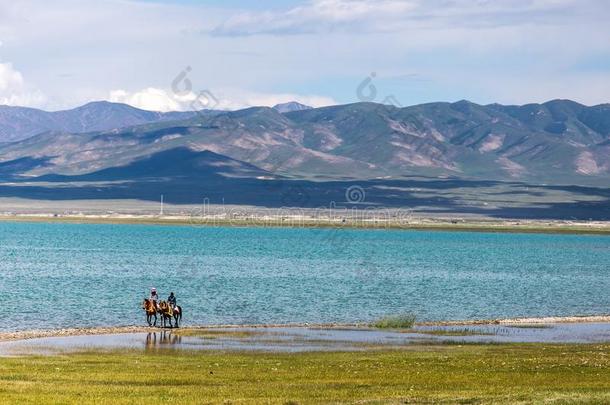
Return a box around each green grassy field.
[0,344,608,404]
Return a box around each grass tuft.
[372,313,416,329]
[418,327,497,336]
[505,324,553,329]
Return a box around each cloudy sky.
[0,0,609,111]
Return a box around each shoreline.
[2,315,609,343]
[1,213,610,235]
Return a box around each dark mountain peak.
[452,99,477,106]
[40,147,273,182]
[450,99,484,114]
[314,102,390,115]
[283,102,392,126]
[273,101,313,113]
[78,100,116,108]
[222,106,292,127]
[69,100,157,116]
[543,99,584,108]
[227,106,276,116]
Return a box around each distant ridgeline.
[0,99,609,219]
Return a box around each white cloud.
[213,89,337,110]
[1,0,609,109]
[108,87,337,112]
[0,62,23,90]
[0,61,45,107]
[211,0,588,36]
[212,0,416,36]
[109,88,183,112]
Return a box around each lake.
[1,221,609,331]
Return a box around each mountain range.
[1,99,609,183]
[0,101,202,143]
[0,99,609,219]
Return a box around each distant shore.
[2,315,609,342]
[1,213,610,235]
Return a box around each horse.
[158,300,174,328]
[142,298,157,327]
[172,305,182,328]
[145,331,182,350]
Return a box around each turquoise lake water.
[1,222,609,331]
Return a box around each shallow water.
[1,221,609,331]
[2,323,610,355]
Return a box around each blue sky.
[0,0,609,111]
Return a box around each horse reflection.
[145,331,182,350]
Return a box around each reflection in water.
[1,323,610,357]
[145,331,182,350]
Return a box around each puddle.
[414,322,610,343]
[1,322,609,356]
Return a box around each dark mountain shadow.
[90,126,192,144]
[37,147,274,182]
[1,147,609,220]
[0,156,53,180]
[1,176,608,219]
[542,184,610,199]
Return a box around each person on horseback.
[150,287,160,309]
[168,292,177,309]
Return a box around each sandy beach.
[2,212,610,235]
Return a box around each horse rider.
[168,292,177,309]
[150,287,160,309]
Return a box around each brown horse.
[158,301,174,328]
[157,301,183,328]
[145,331,182,350]
[142,298,157,326]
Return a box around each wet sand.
[1,316,609,355]
[417,314,610,326]
[2,315,608,343]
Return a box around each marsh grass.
[0,344,608,404]
[372,314,417,329]
[417,327,498,336]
